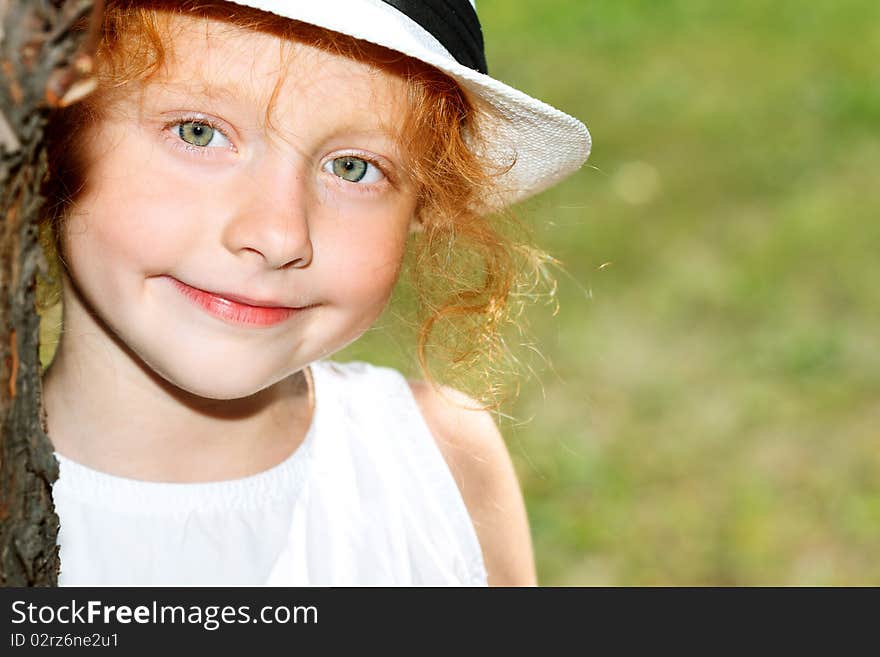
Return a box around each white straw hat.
[225,0,592,206]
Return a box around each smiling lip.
[170,278,308,327]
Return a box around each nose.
[221,155,313,270]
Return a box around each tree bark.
[0,0,99,586]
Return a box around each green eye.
[178,121,216,147]
[322,155,386,185]
[332,157,369,183]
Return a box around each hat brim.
[225,0,592,206]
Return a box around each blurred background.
[346,0,880,584]
[38,0,879,585]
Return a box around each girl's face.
[60,15,419,399]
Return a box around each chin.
[143,353,288,402]
[177,379,267,401]
[175,374,280,401]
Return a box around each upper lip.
[173,278,304,309]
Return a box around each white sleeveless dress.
[51,359,489,586]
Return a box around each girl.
[39,0,591,586]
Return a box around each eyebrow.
[161,79,261,104]
[154,79,404,145]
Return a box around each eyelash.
[161,114,394,191]
[162,115,236,158]
[321,152,393,193]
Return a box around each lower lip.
[170,278,302,327]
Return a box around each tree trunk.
[0,0,99,587]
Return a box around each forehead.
[141,12,410,135]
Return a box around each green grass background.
[343,0,880,584]
[38,0,879,585]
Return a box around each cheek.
[319,206,412,308]
[63,152,200,274]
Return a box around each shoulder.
[407,379,537,586]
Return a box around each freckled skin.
[43,15,419,480]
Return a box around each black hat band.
[380,0,488,74]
